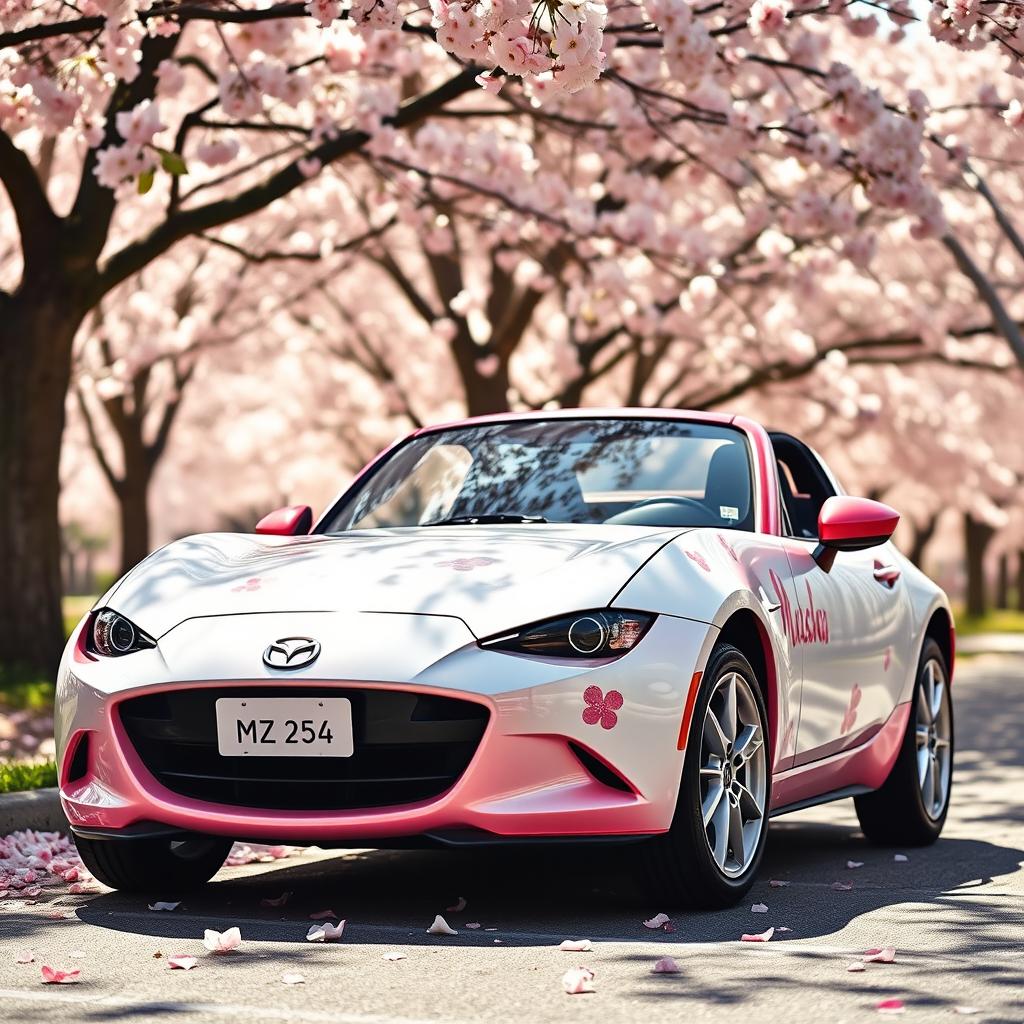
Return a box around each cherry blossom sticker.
[841,684,862,733]
[685,550,711,572]
[582,686,623,730]
[231,577,263,593]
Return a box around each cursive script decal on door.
[769,569,830,647]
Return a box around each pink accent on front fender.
[60,679,666,841]
[770,701,910,811]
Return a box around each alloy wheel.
[698,671,768,877]
[915,657,952,820]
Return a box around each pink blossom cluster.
[0,830,94,898]
[92,100,167,189]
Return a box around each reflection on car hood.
[106,524,683,639]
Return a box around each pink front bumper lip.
[60,678,667,842]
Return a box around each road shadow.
[25,818,1016,953]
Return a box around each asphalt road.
[1,655,1022,1024]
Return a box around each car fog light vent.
[569,741,634,794]
[65,732,90,785]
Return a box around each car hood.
[105,524,682,640]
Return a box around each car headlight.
[480,610,655,660]
[88,608,156,657]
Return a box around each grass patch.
[0,665,55,710]
[954,608,1024,637]
[0,760,57,794]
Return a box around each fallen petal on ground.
[847,861,864,869]
[383,952,406,961]
[282,972,305,985]
[769,879,790,887]
[847,962,867,972]
[894,854,908,862]
[148,901,180,912]
[832,881,854,891]
[260,892,291,908]
[863,947,897,964]
[876,998,906,1014]
[559,940,593,952]
[168,956,198,970]
[427,914,458,936]
[202,927,241,954]
[41,966,80,984]
[741,927,775,942]
[15,951,33,964]
[465,922,482,929]
[652,957,681,974]
[751,903,768,913]
[446,896,467,912]
[306,921,346,942]
[643,913,671,929]
[308,909,336,920]
[562,967,595,994]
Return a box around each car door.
[770,434,913,766]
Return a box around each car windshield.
[320,418,755,533]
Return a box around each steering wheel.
[604,495,723,528]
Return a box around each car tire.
[75,834,233,894]
[640,643,771,909]
[854,637,954,846]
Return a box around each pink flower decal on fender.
[685,550,711,572]
[841,684,862,733]
[231,577,262,593]
[435,557,498,572]
[883,646,892,671]
[582,685,623,730]
[717,534,741,564]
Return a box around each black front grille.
[118,687,489,811]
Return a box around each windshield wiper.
[425,513,548,526]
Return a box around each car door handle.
[872,564,901,587]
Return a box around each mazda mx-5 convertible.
[56,410,954,907]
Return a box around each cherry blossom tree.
[4,0,1024,672]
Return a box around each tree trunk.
[114,444,153,577]
[996,552,1010,609]
[0,293,86,675]
[907,511,939,570]
[458,359,511,417]
[963,512,995,619]
[1017,550,1024,613]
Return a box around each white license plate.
[215,697,353,757]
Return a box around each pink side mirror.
[255,505,313,537]
[815,496,899,569]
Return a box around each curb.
[0,787,67,834]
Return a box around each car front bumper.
[56,611,714,844]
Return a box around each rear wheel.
[854,637,953,846]
[640,644,770,908]
[75,834,233,894]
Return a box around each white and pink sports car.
[56,410,954,907]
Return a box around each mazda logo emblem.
[263,637,321,670]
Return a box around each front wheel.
[75,834,233,894]
[854,637,953,846]
[640,643,770,908]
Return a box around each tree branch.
[0,130,61,278]
[94,66,479,299]
[942,233,1024,369]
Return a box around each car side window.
[770,433,837,540]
